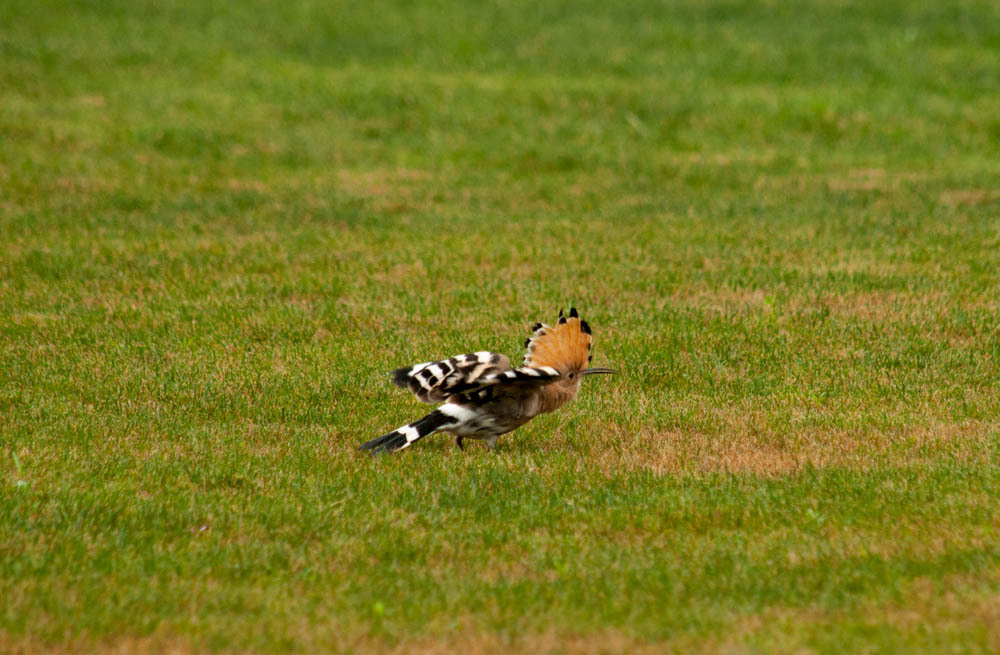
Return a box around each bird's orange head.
[523,308,615,393]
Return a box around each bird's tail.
[359,409,456,454]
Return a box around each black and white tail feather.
[358,408,458,454]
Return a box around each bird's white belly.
[447,416,504,439]
[439,400,530,439]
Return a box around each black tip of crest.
[569,307,579,318]
[580,320,591,334]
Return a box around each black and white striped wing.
[392,351,512,403]
[491,365,561,385]
[452,365,562,403]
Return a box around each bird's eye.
[568,372,575,379]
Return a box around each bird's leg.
[484,436,499,451]
[455,436,464,451]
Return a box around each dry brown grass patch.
[588,420,998,476]
[938,189,1000,207]
[335,168,435,212]
[0,632,198,655]
[0,629,696,655]
[825,167,912,192]
[383,631,690,655]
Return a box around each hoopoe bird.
[360,308,614,454]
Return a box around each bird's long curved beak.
[580,367,616,376]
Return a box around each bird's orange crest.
[522,307,592,372]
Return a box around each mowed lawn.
[2,0,1000,652]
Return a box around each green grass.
[2,0,999,652]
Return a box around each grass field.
[2,0,1000,652]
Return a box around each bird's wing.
[450,365,564,403]
[392,351,511,403]
[392,351,562,404]
[522,307,592,371]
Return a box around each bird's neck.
[538,383,578,414]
